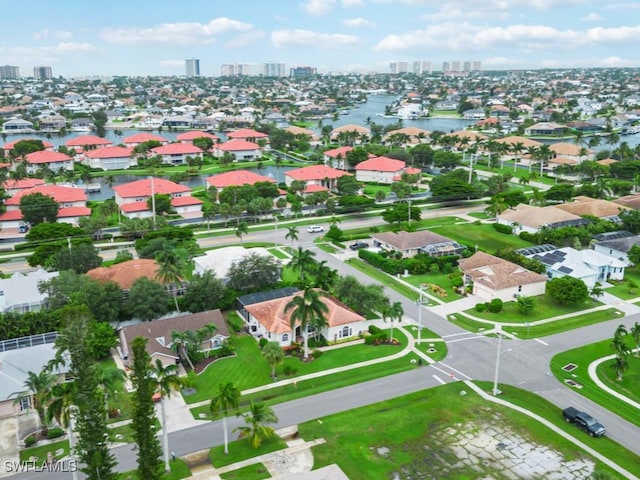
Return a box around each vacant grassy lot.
[343,216,465,238]
[347,258,420,301]
[403,271,464,303]
[468,295,602,323]
[20,439,69,463]
[431,222,533,253]
[551,339,640,428]
[299,382,633,479]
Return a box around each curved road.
[9,206,640,478]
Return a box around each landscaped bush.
[24,435,37,447]
[359,250,460,276]
[226,312,245,333]
[475,303,487,312]
[311,349,323,359]
[492,223,513,235]
[368,325,383,335]
[519,231,538,243]
[46,427,65,440]
[487,298,504,313]
[282,365,298,376]
[259,338,269,349]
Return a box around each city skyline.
[0,0,639,77]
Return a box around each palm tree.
[151,360,182,471]
[284,288,329,359]
[171,330,195,371]
[383,301,404,341]
[235,221,249,244]
[511,141,525,171]
[95,364,125,420]
[631,322,640,356]
[285,226,299,247]
[261,341,284,379]
[485,197,509,222]
[234,401,278,449]
[313,260,337,291]
[11,370,56,435]
[611,349,629,382]
[155,249,184,313]
[289,247,317,285]
[210,382,240,454]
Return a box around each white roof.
[193,247,273,279]
[0,269,58,311]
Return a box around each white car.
[307,225,324,233]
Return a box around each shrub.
[226,313,244,333]
[46,426,65,440]
[519,231,538,243]
[24,435,37,447]
[475,303,487,313]
[183,370,198,389]
[492,223,513,234]
[368,325,383,335]
[487,298,503,313]
[282,365,298,376]
[365,332,389,345]
[312,349,323,359]
[258,338,268,349]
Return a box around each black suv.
[349,241,370,251]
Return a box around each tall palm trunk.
[222,415,229,454]
[161,398,170,471]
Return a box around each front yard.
[605,267,640,300]
[403,272,464,304]
[430,222,534,254]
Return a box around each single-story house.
[239,289,366,347]
[371,230,464,258]
[498,204,584,234]
[330,124,370,143]
[592,231,640,265]
[118,309,229,368]
[554,196,628,219]
[524,122,566,136]
[0,269,58,314]
[614,194,640,210]
[213,140,262,161]
[516,244,626,288]
[150,143,203,166]
[354,156,420,184]
[284,165,351,191]
[283,126,319,146]
[2,119,34,133]
[458,251,547,301]
[83,146,136,171]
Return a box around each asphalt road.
[8,205,640,478]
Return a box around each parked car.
[18,223,30,234]
[307,225,324,233]
[562,407,606,437]
[349,241,370,251]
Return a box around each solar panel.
[558,266,573,274]
[237,287,299,306]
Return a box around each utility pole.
[468,154,474,184]
[492,332,503,396]
[416,284,425,343]
[150,176,157,231]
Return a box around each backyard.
[430,222,534,254]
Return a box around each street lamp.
[415,284,427,343]
[492,333,503,396]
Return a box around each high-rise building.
[263,63,286,77]
[442,62,451,72]
[0,65,20,79]
[33,66,52,80]
[451,61,462,72]
[472,61,482,71]
[412,61,432,74]
[185,58,200,77]
[290,66,317,77]
[390,61,409,74]
[463,61,472,72]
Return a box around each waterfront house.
[0,269,58,314]
[23,150,74,174]
[284,164,350,192]
[150,143,203,165]
[65,135,113,153]
[83,146,137,171]
[122,132,168,148]
[323,146,353,170]
[213,140,262,161]
[206,170,275,193]
[226,128,269,144]
[354,156,420,184]
[113,178,201,218]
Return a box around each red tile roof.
[206,170,275,189]
[113,178,191,198]
[57,206,91,218]
[3,178,45,190]
[216,140,261,151]
[25,150,73,164]
[285,165,350,181]
[5,185,87,206]
[151,143,203,155]
[3,138,54,150]
[323,146,353,158]
[355,156,405,172]
[84,146,134,159]
[171,196,203,207]
[120,201,149,213]
[0,210,23,221]
[176,130,218,141]
[65,135,113,147]
[123,133,167,144]
[226,128,268,139]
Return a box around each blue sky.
[1,0,639,77]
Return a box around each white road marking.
[432,375,446,385]
[438,362,473,380]
[534,338,549,346]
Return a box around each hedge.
[358,249,460,276]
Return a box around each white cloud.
[158,60,184,68]
[301,0,336,15]
[33,29,73,41]
[271,29,360,49]
[581,12,603,21]
[225,30,266,48]
[101,17,252,46]
[374,23,640,53]
[0,42,97,64]
[342,0,365,6]
[342,17,376,27]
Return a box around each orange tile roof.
[151,143,203,155]
[171,196,203,207]
[123,133,167,144]
[226,128,268,139]
[113,178,191,198]
[176,130,218,141]
[0,210,23,221]
[355,156,405,172]
[87,259,160,290]
[65,135,113,147]
[57,206,91,218]
[216,140,261,151]
[84,146,134,159]
[3,178,45,190]
[3,138,54,150]
[323,146,353,158]
[206,170,275,189]
[5,185,87,206]
[285,165,350,181]
[120,201,149,213]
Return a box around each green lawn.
[210,437,287,468]
[467,211,492,219]
[347,258,419,301]
[467,295,602,323]
[20,439,69,463]
[449,308,623,339]
[605,267,640,300]
[431,222,533,253]
[298,382,633,479]
[118,459,191,480]
[403,272,464,304]
[342,216,465,239]
[267,248,289,260]
[191,353,423,420]
[187,330,408,405]
[551,339,640,428]
[220,463,271,479]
